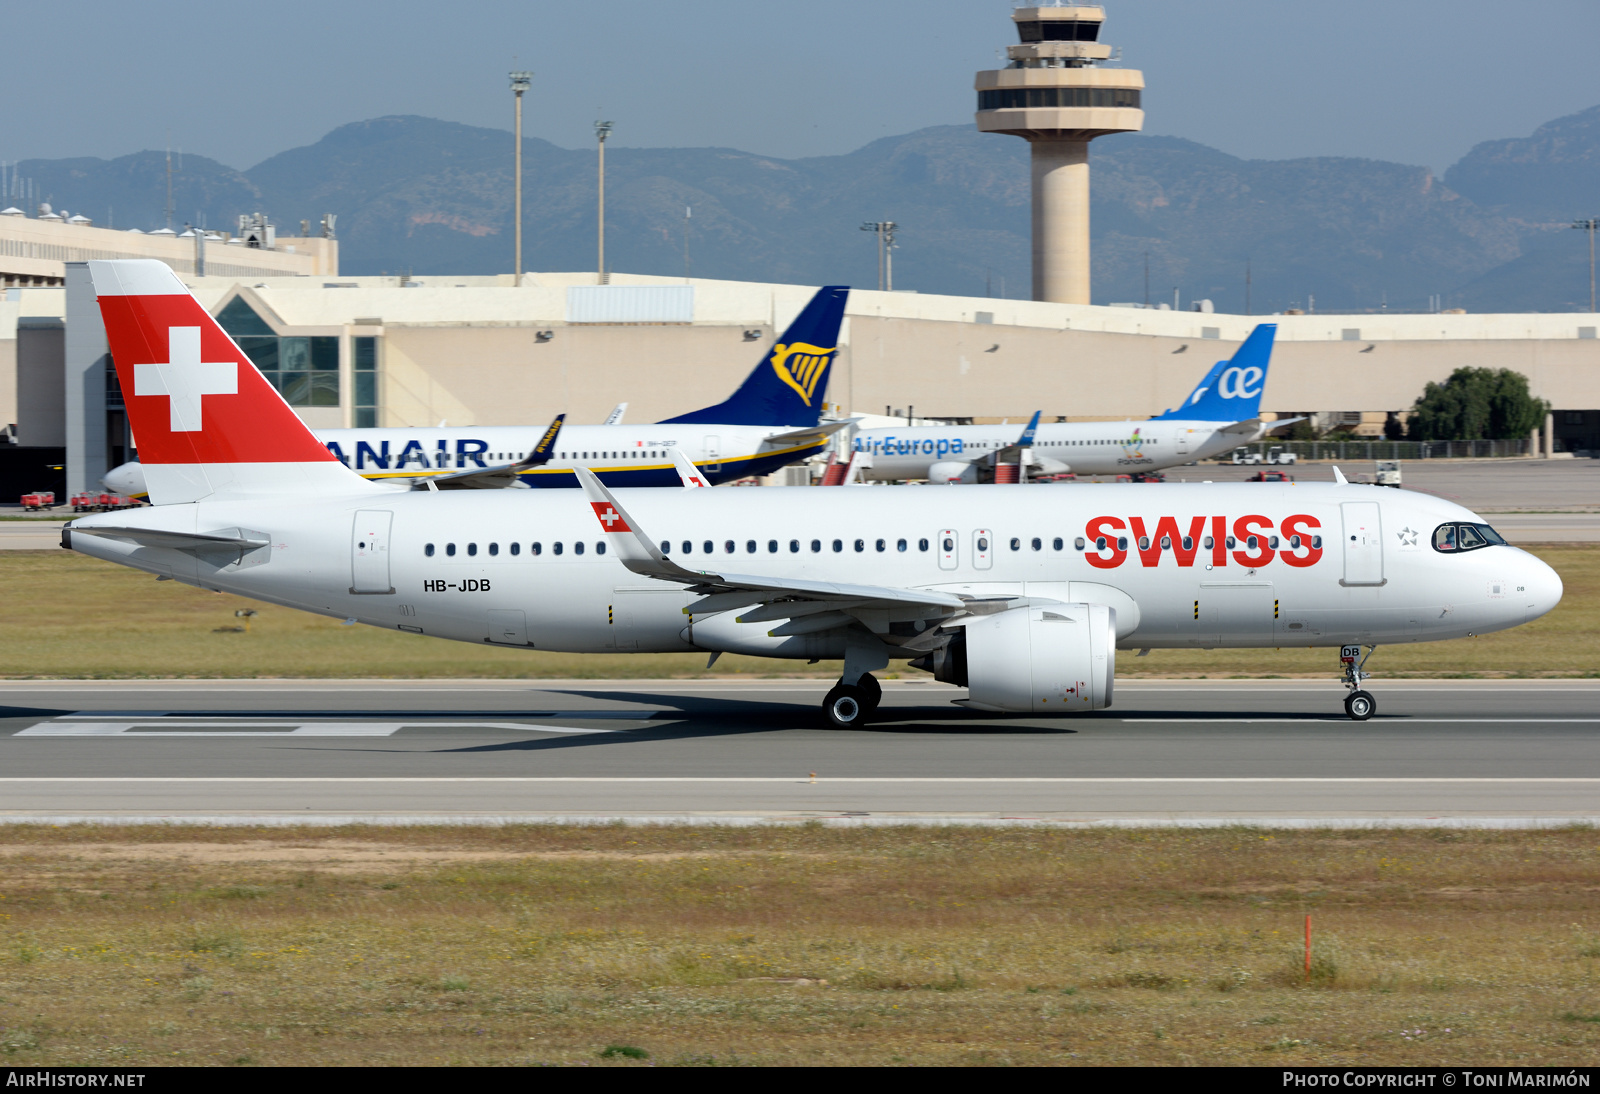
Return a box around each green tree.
[1408,367,1549,441]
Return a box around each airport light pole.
[510,71,532,287]
[595,119,613,285]
[860,221,898,291]
[1574,218,1598,312]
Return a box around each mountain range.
[8,105,1599,313]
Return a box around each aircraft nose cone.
[101,462,140,496]
[1519,552,1564,625]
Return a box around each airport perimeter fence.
[1226,438,1535,463]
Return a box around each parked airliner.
[853,324,1291,482]
[102,284,851,497]
[66,262,1561,727]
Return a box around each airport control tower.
[975,5,1143,304]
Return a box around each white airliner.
[65,261,1562,728]
[102,285,852,498]
[852,325,1290,482]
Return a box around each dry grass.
[1,824,1599,1066]
[1,545,1594,679]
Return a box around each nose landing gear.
[1340,644,1377,721]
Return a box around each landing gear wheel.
[1343,690,1376,721]
[823,684,872,729]
[856,673,882,714]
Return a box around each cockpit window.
[1432,522,1506,552]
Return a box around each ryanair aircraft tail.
[1150,323,1277,422]
[659,285,848,427]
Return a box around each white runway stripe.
[16,720,621,737]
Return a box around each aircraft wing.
[761,418,858,446]
[603,402,628,426]
[420,414,565,491]
[573,468,981,637]
[669,447,711,488]
[991,410,1044,462]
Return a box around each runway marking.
[15,719,625,738]
[0,777,1596,784]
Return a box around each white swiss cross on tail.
[591,502,631,532]
[134,326,238,432]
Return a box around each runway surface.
[2,678,1597,827]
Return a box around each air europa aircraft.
[852,324,1291,482]
[66,261,1562,728]
[101,284,851,498]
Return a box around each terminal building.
[4,266,1597,498]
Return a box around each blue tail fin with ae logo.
[1151,323,1276,422]
[658,285,849,427]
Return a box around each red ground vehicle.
[68,493,139,512]
[20,491,55,511]
[1247,470,1295,482]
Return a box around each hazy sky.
[4,0,1596,174]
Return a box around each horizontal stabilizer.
[67,525,269,551]
[762,418,858,446]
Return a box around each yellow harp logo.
[769,342,835,406]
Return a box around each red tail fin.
[89,260,369,503]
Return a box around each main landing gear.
[823,673,882,729]
[1340,644,1377,721]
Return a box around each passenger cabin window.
[553,542,564,555]
[488,543,499,556]
[510,543,521,556]
[790,540,801,553]
[425,543,435,557]
[596,542,606,555]
[467,543,478,557]
[531,542,542,556]
[446,543,457,557]
[919,538,930,552]
[574,542,585,555]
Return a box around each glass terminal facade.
[216,296,340,407]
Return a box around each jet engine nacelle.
[928,459,978,484]
[933,603,1115,713]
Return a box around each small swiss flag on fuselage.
[92,261,335,467]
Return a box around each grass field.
[2,546,1593,679]
[1,824,1598,1067]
